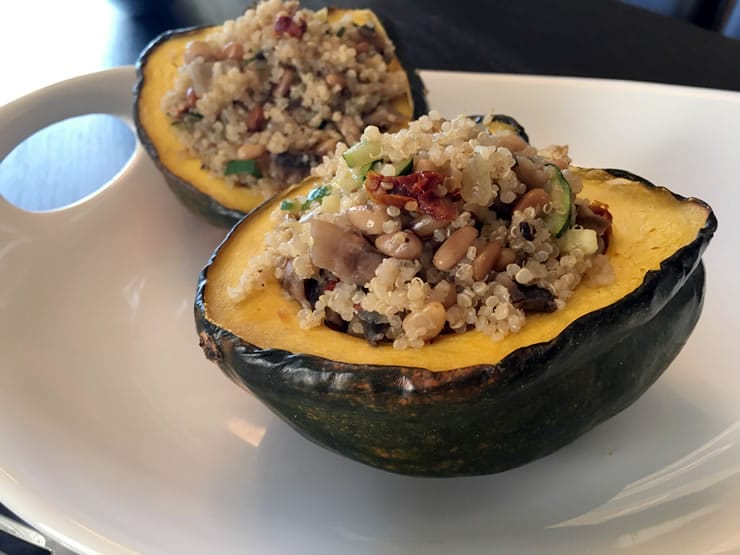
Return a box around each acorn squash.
[134,8,425,227]
[195,168,716,476]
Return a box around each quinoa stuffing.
[162,0,412,196]
[229,112,615,348]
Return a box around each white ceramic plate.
[1,67,739,555]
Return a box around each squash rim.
[195,168,716,393]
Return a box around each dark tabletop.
[1,0,739,552]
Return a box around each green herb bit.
[171,111,203,127]
[336,27,346,37]
[302,185,330,209]
[224,159,261,177]
[280,200,295,211]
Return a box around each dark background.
[1,0,740,213]
[1,0,739,553]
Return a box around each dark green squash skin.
[134,24,429,228]
[195,170,716,476]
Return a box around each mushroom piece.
[309,219,384,285]
[278,260,307,307]
[357,310,389,345]
[509,283,558,313]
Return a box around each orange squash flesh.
[203,168,712,371]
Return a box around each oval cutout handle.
[0,66,139,219]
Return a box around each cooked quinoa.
[229,112,615,348]
[162,0,411,195]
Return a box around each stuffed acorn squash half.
[134,0,425,226]
[195,112,716,476]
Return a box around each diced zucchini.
[557,228,599,256]
[351,161,374,186]
[543,164,572,237]
[394,158,413,176]
[342,139,382,168]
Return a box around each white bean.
[402,302,446,342]
[374,231,422,259]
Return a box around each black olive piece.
[519,221,535,241]
[304,278,321,306]
[491,199,514,220]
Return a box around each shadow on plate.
[208,363,740,552]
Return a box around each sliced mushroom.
[357,310,389,345]
[278,260,307,307]
[309,219,384,285]
[509,284,557,313]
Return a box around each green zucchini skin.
[194,170,716,476]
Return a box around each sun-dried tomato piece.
[289,19,307,38]
[365,171,458,222]
[274,14,306,38]
[589,201,613,223]
[274,15,292,33]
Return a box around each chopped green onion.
[280,200,295,211]
[302,185,331,209]
[224,159,261,177]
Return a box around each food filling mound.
[163,0,411,195]
[230,112,615,348]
